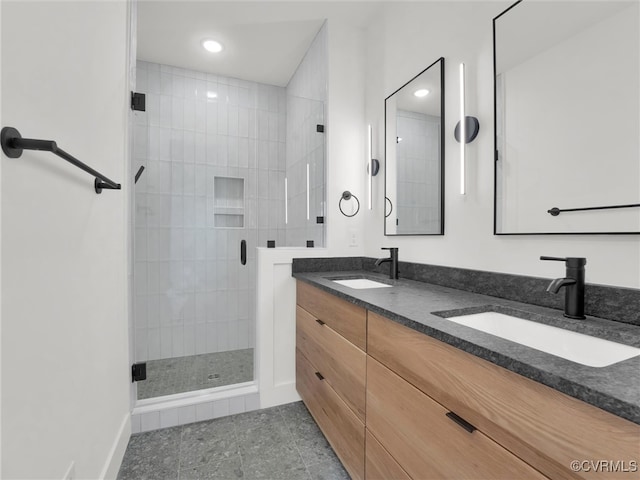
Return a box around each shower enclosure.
[131,46,326,401]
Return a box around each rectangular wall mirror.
[494,1,640,234]
[385,57,445,235]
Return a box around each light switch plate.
[348,228,358,247]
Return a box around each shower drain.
[207,373,220,380]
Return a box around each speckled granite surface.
[117,402,348,480]
[292,260,640,425]
[293,257,640,325]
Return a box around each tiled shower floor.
[137,349,254,400]
[117,401,350,480]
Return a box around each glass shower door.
[133,163,257,401]
[132,61,288,400]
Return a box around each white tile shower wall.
[286,23,328,247]
[396,110,441,234]
[134,61,286,362]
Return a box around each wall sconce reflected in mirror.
[284,177,288,224]
[369,160,380,176]
[306,163,310,220]
[455,63,480,195]
[367,125,380,210]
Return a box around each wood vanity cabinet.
[295,282,640,480]
[368,311,640,480]
[367,355,548,479]
[296,281,366,350]
[296,350,365,479]
[296,305,366,421]
[365,429,411,480]
[296,281,366,480]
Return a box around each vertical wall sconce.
[367,124,380,210]
[455,63,480,195]
[459,63,466,195]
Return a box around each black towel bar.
[1,126,122,194]
[548,203,640,216]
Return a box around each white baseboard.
[99,413,131,480]
[131,384,260,433]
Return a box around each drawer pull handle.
[315,371,325,380]
[316,319,326,326]
[446,412,476,433]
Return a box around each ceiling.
[137,1,381,87]
[394,60,443,117]
[495,1,634,74]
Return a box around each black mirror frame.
[492,1,640,236]
[384,56,445,236]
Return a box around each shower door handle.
[240,239,246,265]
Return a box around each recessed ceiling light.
[414,89,430,98]
[207,91,218,99]
[202,39,223,53]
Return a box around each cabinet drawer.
[296,305,366,421]
[296,281,366,350]
[296,348,365,480]
[367,356,548,480]
[365,429,411,480]
[368,311,640,480]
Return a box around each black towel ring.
[339,191,360,217]
[385,196,393,218]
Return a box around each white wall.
[498,4,639,233]
[363,1,640,288]
[1,2,131,478]
[325,18,367,256]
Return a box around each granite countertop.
[293,270,640,425]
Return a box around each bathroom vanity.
[294,262,640,480]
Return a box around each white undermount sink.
[446,311,640,368]
[332,278,392,289]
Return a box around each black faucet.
[540,256,587,319]
[375,247,399,279]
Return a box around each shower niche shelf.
[213,176,245,228]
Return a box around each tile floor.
[117,401,350,480]
[138,349,254,400]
